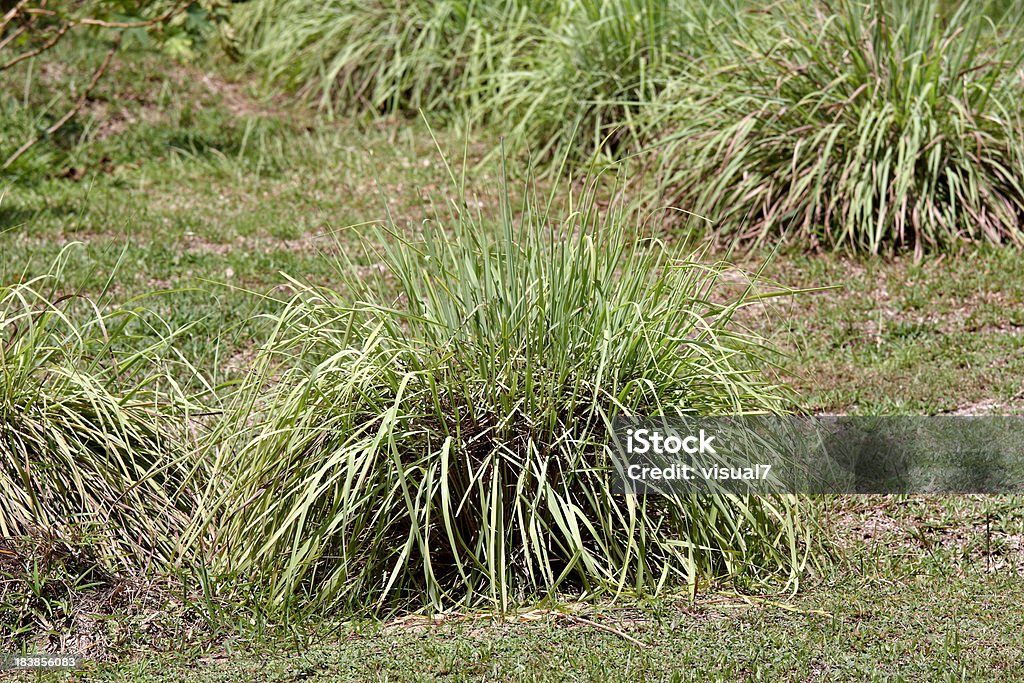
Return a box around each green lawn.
[9,497,1021,681]
[3,39,1024,683]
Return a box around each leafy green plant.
[208,158,811,614]
[649,0,1024,254]
[0,250,205,572]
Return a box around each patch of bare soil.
[0,535,212,662]
[89,98,167,142]
[195,71,287,120]
[948,394,1024,416]
[90,61,295,143]
[826,495,1024,576]
[179,230,336,256]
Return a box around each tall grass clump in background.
[232,0,550,117]
[0,251,204,572]
[209,162,810,614]
[231,0,747,161]
[480,0,709,161]
[650,0,1024,254]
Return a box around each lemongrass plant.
[232,0,550,118]
[232,0,745,162]
[477,0,746,162]
[0,250,206,572]
[648,0,1024,254]
[208,157,812,614]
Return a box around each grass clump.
[231,0,743,161]
[0,251,204,573]
[651,0,1024,254]
[232,0,547,118]
[481,0,691,161]
[209,164,810,614]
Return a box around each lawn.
[9,498,1024,681]
[3,3,1024,680]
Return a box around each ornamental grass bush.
[648,0,1024,253]
[206,165,811,614]
[0,251,205,572]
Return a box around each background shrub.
[479,0,703,161]
[232,0,745,160]
[232,0,550,118]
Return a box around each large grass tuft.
[478,0,706,161]
[0,251,205,572]
[231,0,743,160]
[650,0,1024,253]
[232,0,547,118]
[208,163,810,614]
